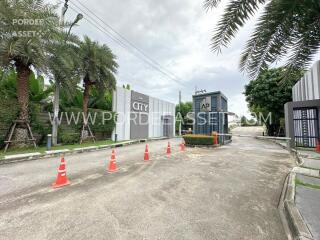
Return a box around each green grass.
[295,178,320,190]
[0,140,117,160]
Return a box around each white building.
[112,87,176,141]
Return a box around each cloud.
[59,0,256,117]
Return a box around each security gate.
[293,108,319,147]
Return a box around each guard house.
[193,91,228,137]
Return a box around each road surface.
[0,127,293,240]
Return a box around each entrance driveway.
[0,127,293,240]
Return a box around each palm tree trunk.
[83,79,90,126]
[15,62,31,121]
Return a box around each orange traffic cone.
[108,149,118,173]
[52,154,70,188]
[316,140,320,153]
[180,141,185,151]
[144,144,150,161]
[167,142,171,155]
[213,134,219,145]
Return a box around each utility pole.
[52,0,68,145]
[179,91,182,136]
[52,1,82,145]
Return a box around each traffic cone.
[108,149,118,173]
[52,154,70,188]
[316,140,320,153]
[180,141,185,152]
[167,142,171,155]
[144,144,150,161]
[213,134,219,145]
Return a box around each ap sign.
[200,96,211,112]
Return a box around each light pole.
[52,0,82,145]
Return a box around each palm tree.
[205,0,320,78]
[0,0,61,145]
[78,36,118,141]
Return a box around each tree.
[122,84,130,90]
[244,67,303,136]
[205,0,320,78]
[78,36,118,140]
[60,87,113,111]
[0,68,52,102]
[0,0,61,143]
[176,102,193,131]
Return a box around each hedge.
[183,134,215,146]
[0,102,116,148]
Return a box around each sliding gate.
[293,108,319,147]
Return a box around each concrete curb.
[0,137,168,165]
[186,144,221,149]
[278,172,314,240]
[263,139,306,167]
[185,139,232,149]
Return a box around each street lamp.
[52,1,83,145]
[67,13,83,38]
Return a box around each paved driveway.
[0,127,293,240]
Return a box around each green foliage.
[0,0,63,71]
[205,0,320,78]
[0,68,53,103]
[60,87,113,111]
[28,72,53,102]
[60,88,83,110]
[79,36,118,93]
[240,116,258,127]
[61,107,116,135]
[0,98,19,147]
[60,133,80,145]
[244,67,303,135]
[89,89,113,111]
[88,109,116,134]
[176,102,193,131]
[122,84,131,90]
[29,102,51,144]
[183,134,215,146]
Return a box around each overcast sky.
[58,0,258,117]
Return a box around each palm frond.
[239,0,319,79]
[204,0,222,11]
[211,0,266,53]
[286,18,320,70]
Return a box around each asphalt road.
[0,127,293,240]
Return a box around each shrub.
[60,133,80,145]
[183,134,215,146]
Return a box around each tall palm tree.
[205,0,320,79]
[0,0,60,121]
[0,0,62,144]
[78,36,118,140]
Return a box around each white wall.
[149,96,175,138]
[112,87,131,141]
[293,61,320,101]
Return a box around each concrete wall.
[148,96,175,138]
[112,87,131,141]
[293,61,320,101]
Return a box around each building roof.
[192,91,228,101]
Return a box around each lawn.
[0,140,116,160]
[296,178,320,190]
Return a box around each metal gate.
[293,108,319,147]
